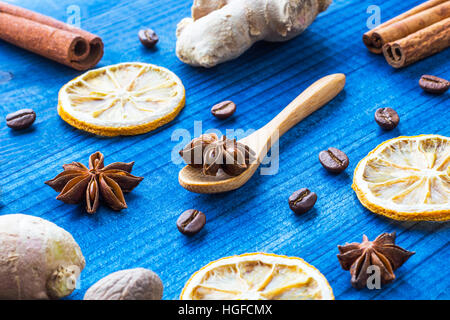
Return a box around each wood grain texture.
[0,0,448,300]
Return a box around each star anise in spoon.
[180,134,255,177]
[45,152,143,214]
[337,232,415,289]
[179,133,219,168]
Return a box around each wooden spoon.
[179,73,346,194]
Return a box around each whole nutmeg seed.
[84,268,163,300]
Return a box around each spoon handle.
[264,73,346,138]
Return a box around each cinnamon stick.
[373,2,450,52]
[383,17,450,68]
[0,1,103,70]
[363,0,448,54]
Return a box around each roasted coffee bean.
[319,147,349,173]
[419,75,449,94]
[374,107,399,130]
[177,209,206,235]
[138,29,159,48]
[211,101,236,119]
[288,188,317,214]
[6,109,36,130]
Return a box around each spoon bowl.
[179,73,346,194]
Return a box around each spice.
[363,0,448,53]
[179,133,219,168]
[84,268,163,300]
[176,0,331,67]
[0,2,103,70]
[180,135,255,176]
[180,135,255,177]
[45,152,143,214]
[337,232,415,289]
[383,18,450,69]
[362,0,450,68]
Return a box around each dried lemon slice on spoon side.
[180,253,334,300]
[353,135,450,221]
[58,62,185,136]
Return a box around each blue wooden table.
[0,0,449,300]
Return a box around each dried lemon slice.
[353,135,450,221]
[58,62,185,136]
[180,253,334,300]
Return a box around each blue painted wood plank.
[0,0,449,300]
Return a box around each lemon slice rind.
[180,253,334,300]
[58,62,185,136]
[352,134,450,221]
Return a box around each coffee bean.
[374,107,399,130]
[288,188,317,214]
[138,29,159,48]
[211,101,236,119]
[419,75,449,94]
[319,148,349,173]
[177,209,206,235]
[6,109,36,130]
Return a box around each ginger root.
[176,0,332,67]
[0,214,85,299]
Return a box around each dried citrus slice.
[58,62,185,136]
[353,135,450,221]
[180,253,334,300]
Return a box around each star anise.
[179,133,219,168]
[337,232,415,289]
[179,134,255,177]
[45,152,143,214]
